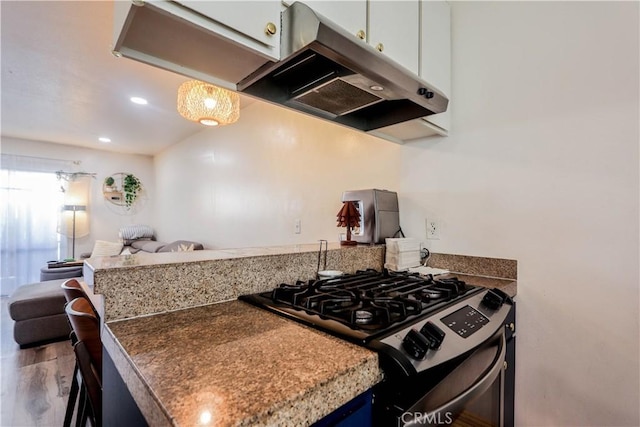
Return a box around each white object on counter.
[385,237,420,253]
[385,237,421,270]
[318,270,344,279]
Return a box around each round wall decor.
[103,172,144,212]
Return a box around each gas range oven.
[240,269,515,426]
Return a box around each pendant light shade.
[177,80,240,126]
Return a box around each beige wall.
[1,137,155,256]
[153,100,401,248]
[399,2,639,425]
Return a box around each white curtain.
[0,154,72,296]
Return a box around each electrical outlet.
[294,219,301,234]
[426,219,439,240]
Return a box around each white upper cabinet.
[420,0,451,132]
[368,1,420,74]
[176,1,281,60]
[297,1,367,39]
[293,1,420,74]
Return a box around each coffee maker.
[341,189,400,244]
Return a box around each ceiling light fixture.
[98,137,111,143]
[130,97,148,105]
[177,80,240,127]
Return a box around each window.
[1,156,69,296]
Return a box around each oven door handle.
[423,333,506,424]
[402,332,507,427]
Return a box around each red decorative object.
[337,201,361,246]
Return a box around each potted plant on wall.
[123,174,142,208]
[104,176,116,192]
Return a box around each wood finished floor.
[0,296,75,427]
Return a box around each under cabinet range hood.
[238,2,448,137]
[113,1,448,142]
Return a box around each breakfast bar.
[86,244,517,426]
[103,301,382,426]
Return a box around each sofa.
[7,227,203,347]
[125,239,204,254]
[8,241,203,347]
[8,278,72,347]
[40,265,84,282]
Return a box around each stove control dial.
[420,321,446,350]
[482,288,509,310]
[402,329,431,360]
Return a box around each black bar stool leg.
[64,362,80,427]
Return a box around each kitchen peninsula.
[86,244,517,426]
[87,243,386,426]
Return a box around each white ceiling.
[1,1,254,156]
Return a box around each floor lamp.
[62,204,86,260]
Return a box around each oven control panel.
[441,305,489,338]
[379,289,513,373]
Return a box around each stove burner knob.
[420,321,446,350]
[482,288,509,310]
[402,329,431,360]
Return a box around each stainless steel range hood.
[113,1,448,143]
[237,2,448,137]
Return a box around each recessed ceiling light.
[98,137,111,143]
[130,97,148,105]
[369,85,384,91]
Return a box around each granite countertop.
[86,242,352,271]
[97,246,517,426]
[103,300,382,427]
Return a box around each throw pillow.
[91,240,123,257]
[119,224,154,245]
[158,240,204,252]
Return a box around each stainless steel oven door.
[401,329,506,427]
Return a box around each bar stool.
[61,279,98,315]
[65,297,102,427]
[61,279,99,427]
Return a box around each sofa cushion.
[134,240,166,253]
[91,240,123,257]
[158,240,204,252]
[14,313,71,346]
[8,279,67,321]
[119,224,154,245]
[40,265,83,281]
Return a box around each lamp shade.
[177,80,240,126]
[57,178,89,238]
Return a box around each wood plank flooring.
[1,296,75,427]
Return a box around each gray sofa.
[126,239,204,254]
[40,265,83,281]
[8,239,203,347]
[8,279,72,347]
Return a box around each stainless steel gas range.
[240,269,516,426]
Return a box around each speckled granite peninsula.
[85,243,384,321]
[91,244,517,426]
[103,301,382,427]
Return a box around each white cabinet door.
[420,0,451,132]
[177,1,281,60]
[368,1,420,74]
[300,1,367,40]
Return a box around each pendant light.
[177,80,240,126]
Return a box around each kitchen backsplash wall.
[1,136,155,256]
[153,100,401,249]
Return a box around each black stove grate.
[267,270,477,333]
